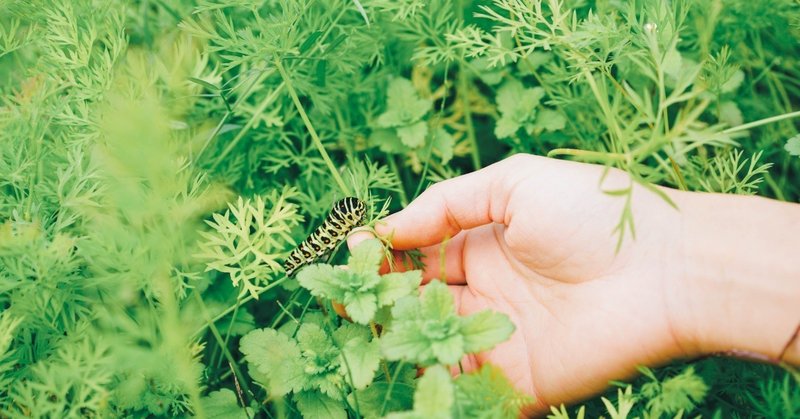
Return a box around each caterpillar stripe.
[283,197,367,277]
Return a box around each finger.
[376,156,526,250]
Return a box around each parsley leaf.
[381,280,515,366]
[200,389,252,419]
[297,239,421,325]
[785,135,800,157]
[385,365,454,419]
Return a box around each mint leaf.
[388,78,431,122]
[240,328,305,395]
[348,239,385,275]
[460,310,515,353]
[294,391,347,419]
[200,389,252,419]
[294,323,346,399]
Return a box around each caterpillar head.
[334,197,367,226]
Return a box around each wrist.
[673,191,800,363]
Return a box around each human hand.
[348,153,800,415]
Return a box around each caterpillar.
[283,197,367,277]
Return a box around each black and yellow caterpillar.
[283,197,367,277]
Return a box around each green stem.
[387,156,409,207]
[369,321,391,380]
[191,277,288,339]
[274,57,350,196]
[193,292,254,401]
[548,148,627,162]
[213,300,241,371]
[722,110,800,135]
[763,172,787,202]
[210,80,286,171]
[379,362,405,416]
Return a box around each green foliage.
[198,189,303,298]
[1,0,799,417]
[639,366,709,417]
[297,238,421,324]
[381,279,514,366]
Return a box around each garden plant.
[0,0,799,417]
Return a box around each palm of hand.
[354,155,686,414]
[409,159,684,413]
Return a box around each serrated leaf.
[240,328,305,395]
[375,272,421,307]
[430,334,464,365]
[294,391,347,419]
[348,238,384,275]
[377,78,430,127]
[296,323,332,355]
[341,338,381,389]
[455,365,534,418]
[297,264,346,301]
[343,292,378,324]
[373,128,407,154]
[413,365,454,418]
[534,108,566,132]
[461,310,515,353]
[332,323,371,347]
[419,280,455,320]
[397,121,428,148]
[785,135,800,156]
[381,323,433,363]
[200,389,252,419]
[495,115,521,139]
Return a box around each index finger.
[377,155,528,250]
